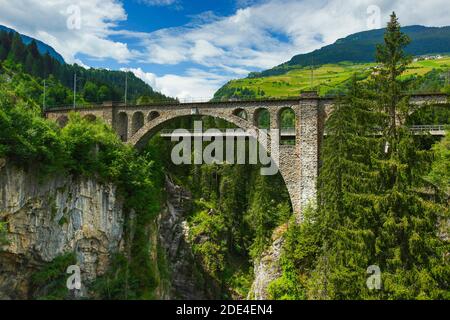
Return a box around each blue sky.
[1,0,450,98]
[80,1,246,75]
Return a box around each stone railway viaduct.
[45,93,449,220]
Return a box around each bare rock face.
[158,177,212,300]
[249,226,286,300]
[0,162,124,299]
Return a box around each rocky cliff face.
[0,159,283,300]
[0,161,124,299]
[158,177,213,299]
[248,225,286,300]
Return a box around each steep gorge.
[0,158,281,299]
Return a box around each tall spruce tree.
[309,74,383,299]
[8,32,26,62]
[372,12,449,299]
[268,75,383,300]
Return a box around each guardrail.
[409,125,446,133]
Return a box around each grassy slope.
[214,56,450,99]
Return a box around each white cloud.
[0,0,135,63]
[190,40,224,63]
[123,67,229,99]
[133,0,450,70]
[126,0,450,98]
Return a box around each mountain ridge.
[0,25,174,106]
[213,25,450,100]
[248,25,450,78]
[0,25,65,64]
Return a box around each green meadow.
[215,56,450,98]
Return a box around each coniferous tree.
[24,51,34,73]
[0,45,7,62]
[8,32,26,62]
[309,75,383,299]
[371,12,449,299]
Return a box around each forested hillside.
[0,27,173,108]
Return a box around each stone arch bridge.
[45,93,448,220]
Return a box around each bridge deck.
[44,92,449,113]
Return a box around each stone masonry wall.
[45,99,323,221]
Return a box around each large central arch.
[126,108,300,216]
[128,109,264,148]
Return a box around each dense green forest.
[0,25,65,63]
[0,28,172,108]
[0,13,448,300]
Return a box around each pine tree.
[427,131,450,196]
[24,51,34,74]
[310,75,383,299]
[274,14,449,299]
[28,40,40,58]
[43,53,55,78]
[0,45,7,61]
[8,32,26,62]
[372,12,449,299]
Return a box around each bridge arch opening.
[132,112,145,135]
[138,115,293,298]
[148,111,160,121]
[117,112,128,142]
[232,108,248,120]
[278,107,296,145]
[56,115,69,128]
[130,112,296,216]
[254,108,270,129]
